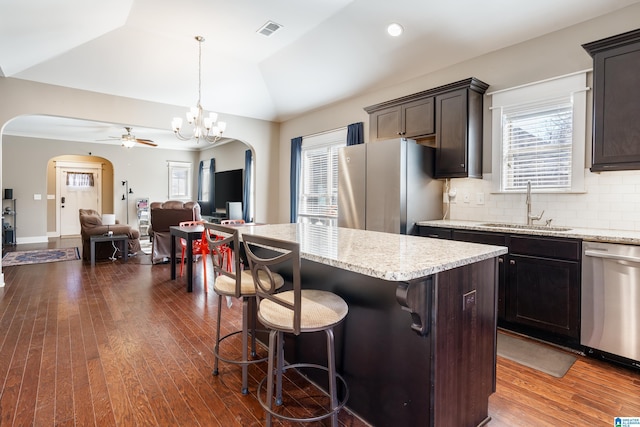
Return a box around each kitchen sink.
[481,223,572,232]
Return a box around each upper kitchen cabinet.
[365,78,489,179]
[366,95,435,140]
[583,28,640,172]
[434,80,487,178]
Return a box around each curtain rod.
[302,126,347,139]
[486,68,592,96]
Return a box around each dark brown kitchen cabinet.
[417,225,452,239]
[369,97,434,140]
[507,254,580,340]
[365,78,488,178]
[415,225,581,348]
[583,28,640,172]
[505,235,581,345]
[434,84,485,179]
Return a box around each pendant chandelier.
[171,36,227,144]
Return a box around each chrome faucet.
[526,181,544,225]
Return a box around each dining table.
[169,223,205,292]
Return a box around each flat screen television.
[214,169,243,211]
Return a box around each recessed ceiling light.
[387,23,404,37]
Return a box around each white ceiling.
[1,0,638,150]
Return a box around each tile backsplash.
[446,169,640,231]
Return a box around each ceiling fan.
[103,127,158,147]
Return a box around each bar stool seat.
[242,233,349,427]
[205,223,284,395]
[259,290,347,331]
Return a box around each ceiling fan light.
[122,139,136,148]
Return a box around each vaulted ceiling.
[1,0,638,148]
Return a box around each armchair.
[78,209,141,261]
[148,200,201,264]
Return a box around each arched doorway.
[47,155,114,237]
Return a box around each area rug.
[497,332,577,378]
[2,247,81,267]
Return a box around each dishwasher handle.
[584,249,640,263]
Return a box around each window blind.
[502,101,573,191]
[299,144,340,218]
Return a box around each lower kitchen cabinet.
[507,253,580,342]
[416,225,582,347]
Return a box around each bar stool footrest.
[213,328,269,369]
[257,362,349,424]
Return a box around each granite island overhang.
[235,223,508,427]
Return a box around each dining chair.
[242,233,349,426]
[178,220,209,292]
[204,223,284,395]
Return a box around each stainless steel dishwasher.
[582,241,640,369]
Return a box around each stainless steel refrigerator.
[338,138,442,235]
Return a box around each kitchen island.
[236,223,507,427]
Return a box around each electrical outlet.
[448,188,457,204]
[463,290,476,311]
[463,193,470,203]
[476,192,485,205]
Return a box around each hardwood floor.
[0,238,639,426]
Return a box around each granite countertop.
[236,223,507,282]
[417,219,640,245]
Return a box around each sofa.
[149,200,201,264]
[78,209,141,261]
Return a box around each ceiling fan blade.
[135,139,157,147]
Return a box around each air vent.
[257,21,283,37]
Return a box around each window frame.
[490,72,588,194]
[168,161,193,201]
[297,128,347,226]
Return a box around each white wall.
[278,3,640,227]
[0,78,282,234]
[2,135,198,240]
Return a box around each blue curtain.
[290,136,302,223]
[197,160,204,200]
[209,158,216,210]
[347,122,364,146]
[243,149,252,222]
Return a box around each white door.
[57,163,102,237]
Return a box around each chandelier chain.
[197,36,202,107]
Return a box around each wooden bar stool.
[242,233,349,426]
[204,223,284,394]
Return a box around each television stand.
[202,212,226,223]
